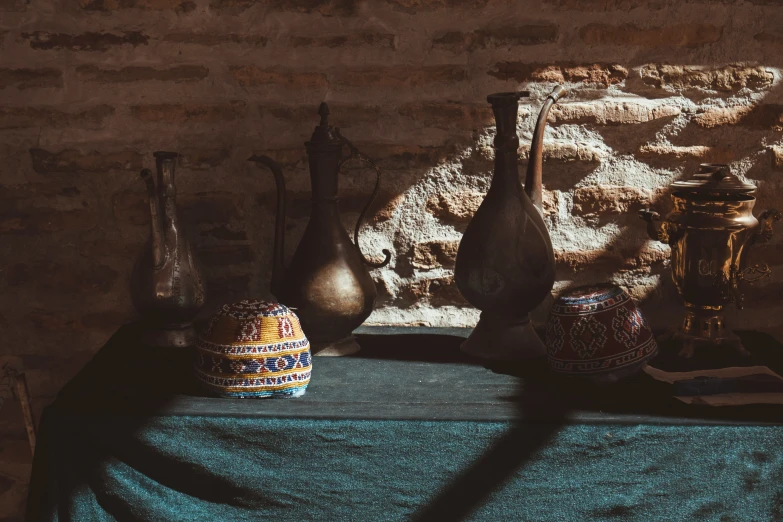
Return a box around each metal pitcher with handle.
[249,103,391,355]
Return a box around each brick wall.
[3,0,783,517]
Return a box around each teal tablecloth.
[25,325,783,521]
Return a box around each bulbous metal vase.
[455,86,565,360]
[249,103,391,356]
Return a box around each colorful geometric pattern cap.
[546,284,657,383]
[193,300,311,398]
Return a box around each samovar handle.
[334,130,392,269]
[753,209,781,244]
[639,209,671,244]
[712,211,780,309]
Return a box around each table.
[25,324,783,521]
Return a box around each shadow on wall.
[364,63,783,337]
[4,64,783,418]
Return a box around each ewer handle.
[335,131,392,269]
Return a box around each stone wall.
[3,0,783,517]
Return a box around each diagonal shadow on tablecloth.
[352,329,572,521]
[25,325,783,521]
[408,379,567,522]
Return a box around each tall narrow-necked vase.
[454,86,565,359]
[131,151,206,347]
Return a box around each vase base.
[311,335,361,357]
[142,324,196,348]
[461,314,546,360]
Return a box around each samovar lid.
[670,163,757,196]
[306,102,342,148]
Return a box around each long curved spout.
[248,154,287,298]
[525,85,566,211]
[140,168,166,269]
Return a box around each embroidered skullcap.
[194,300,311,398]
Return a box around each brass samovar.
[640,163,779,357]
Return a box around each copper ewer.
[248,103,391,356]
[640,163,780,357]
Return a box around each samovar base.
[461,312,546,360]
[675,306,750,358]
[142,324,197,348]
[311,335,362,357]
[674,330,749,359]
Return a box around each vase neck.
[489,96,522,194]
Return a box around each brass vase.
[454,86,565,360]
[640,163,780,357]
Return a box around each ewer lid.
[306,102,342,148]
[671,163,757,197]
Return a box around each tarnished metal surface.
[131,151,206,347]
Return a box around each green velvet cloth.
[25,325,783,521]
